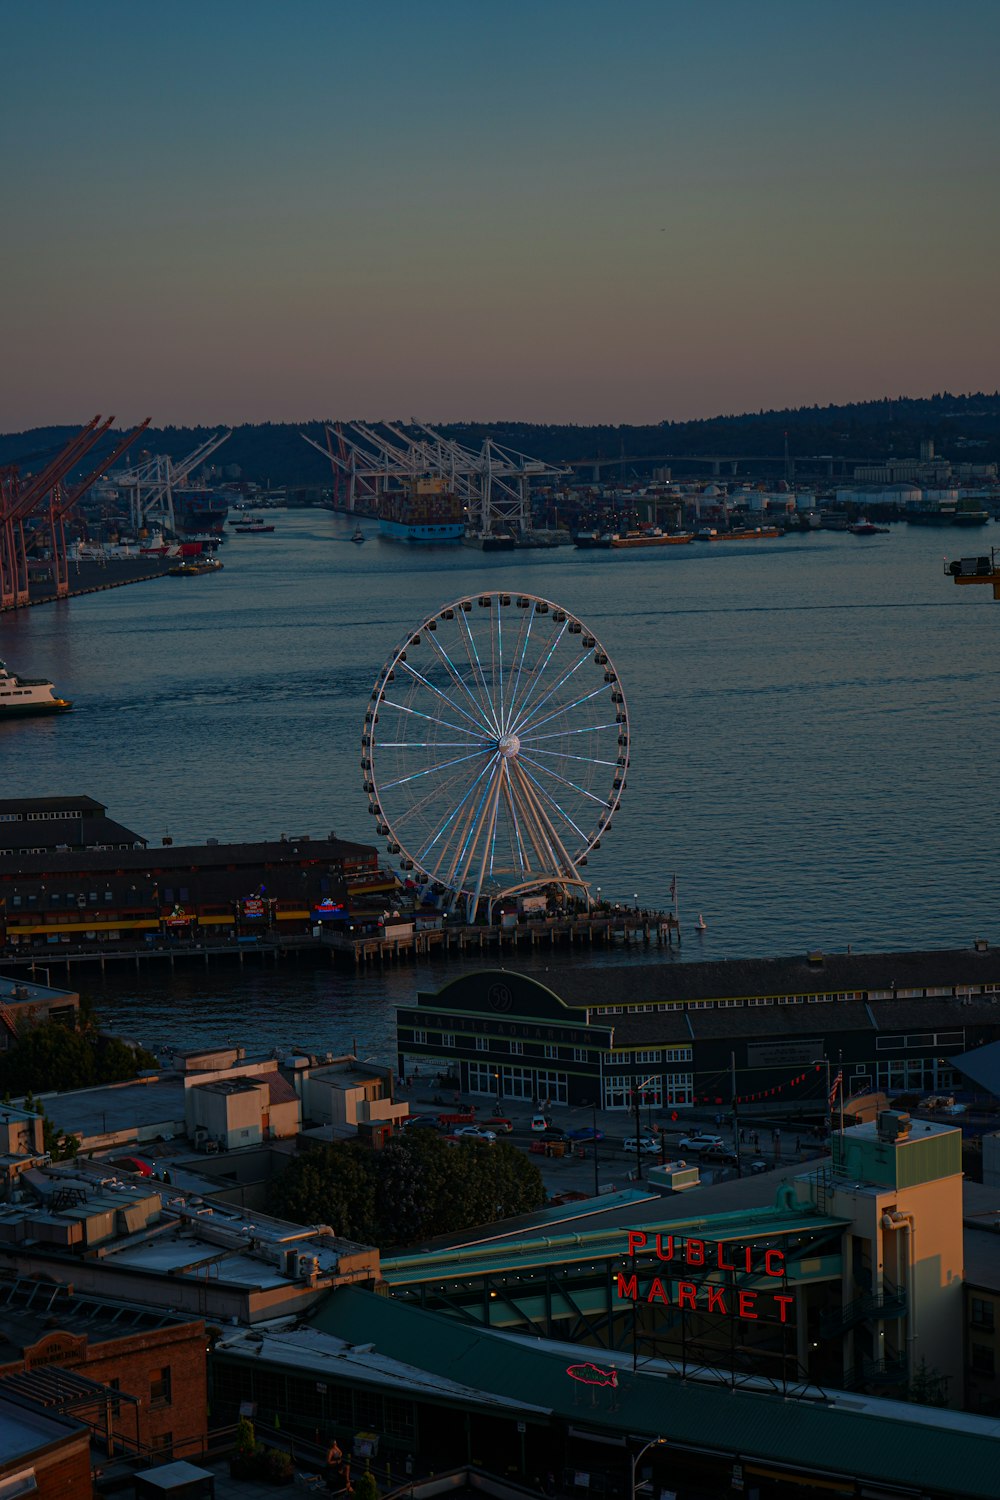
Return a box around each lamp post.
[493,1071,502,1112]
[630,1436,667,1500]
[591,1102,600,1198]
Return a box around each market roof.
[949,1038,1000,1098]
[422,946,1000,1013]
[307,1285,1000,1500]
[1,834,379,877]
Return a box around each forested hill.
[3,392,998,487]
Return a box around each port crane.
[0,417,131,609]
[112,430,232,537]
[301,421,566,538]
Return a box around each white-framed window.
[475,1037,489,1052]
[633,1049,661,1065]
[663,1072,694,1105]
[535,1069,568,1104]
[510,1039,524,1055]
[543,1043,558,1060]
[663,1046,692,1063]
[573,1047,587,1062]
[442,1033,455,1049]
[412,1029,427,1046]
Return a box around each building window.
[543,1044,558,1060]
[475,1037,489,1052]
[972,1298,995,1331]
[664,1046,692,1063]
[634,1050,661,1065]
[510,1040,524,1055]
[573,1048,588,1062]
[150,1367,172,1407]
[412,1030,427,1046]
[663,1072,694,1106]
[442,1033,455,1049]
[971,1344,995,1376]
[535,1070,568,1105]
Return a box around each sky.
[3,0,998,430]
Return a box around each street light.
[630,1437,667,1500]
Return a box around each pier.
[0,912,681,979]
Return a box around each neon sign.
[619,1231,794,1322]
[566,1362,619,1388]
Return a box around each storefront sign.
[619,1232,793,1321]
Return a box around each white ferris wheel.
[362,591,630,920]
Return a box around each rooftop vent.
[206,837,219,846]
[807,950,824,966]
[877,1110,911,1143]
[975,939,989,953]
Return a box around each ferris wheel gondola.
[363,591,629,921]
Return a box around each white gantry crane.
[302,421,566,539]
[113,431,232,536]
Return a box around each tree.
[270,1144,379,1243]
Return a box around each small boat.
[168,558,224,576]
[848,519,890,536]
[233,517,275,534]
[351,526,365,544]
[694,913,707,931]
[0,659,72,719]
[610,530,694,549]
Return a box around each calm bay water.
[1,514,998,1059]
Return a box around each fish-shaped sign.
[566,1362,619,1388]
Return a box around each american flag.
[829,1069,843,1108]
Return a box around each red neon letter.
[677,1281,698,1310]
[647,1278,670,1304]
[617,1272,638,1301]
[774,1295,794,1324]
[765,1249,785,1278]
[738,1291,758,1320]
[716,1243,736,1272]
[654,1234,676,1262]
[742,1247,753,1274]
[685,1239,705,1266]
[706,1285,728,1316]
[627,1231,648,1257]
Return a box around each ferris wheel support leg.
[510,760,582,886]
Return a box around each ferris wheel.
[362,592,630,920]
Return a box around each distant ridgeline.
[2,391,999,488]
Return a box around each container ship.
[172,487,229,535]
[379,478,465,543]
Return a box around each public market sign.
[617,1231,793,1322]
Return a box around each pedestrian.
[325,1439,344,1492]
[796,1136,802,1152]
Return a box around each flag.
[829,1070,843,1108]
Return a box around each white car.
[454,1125,496,1142]
[623,1136,660,1155]
[678,1133,724,1152]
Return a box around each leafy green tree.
[270,1143,379,1243]
[0,1021,158,1096]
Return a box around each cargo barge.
[379,478,465,543]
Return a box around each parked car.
[488,1116,514,1133]
[530,1114,551,1133]
[539,1125,567,1141]
[566,1126,605,1143]
[454,1125,496,1142]
[622,1137,660,1155]
[678,1132,724,1152]
[403,1114,442,1131]
[700,1145,740,1165]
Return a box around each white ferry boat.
[0,660,73,719]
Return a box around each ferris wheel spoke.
[500,602,537,734]
[414,753,499,873]
[516,759,592,842]
[518,744,618,769]
[509,760,578,875]
[379,746,492,791]
[518,720,620,744]
[509,647,592,739]
[521,756,605,828]
[457,609,502,735]
[382,695,489,741]
[450,759,506,905]
[503,617,568,734]
[422,630,498,736]
[499,763,527,879]
[387,759,488,840]
[396,660,496,737]
[515,682,608,740]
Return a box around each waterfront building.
[396,946,1000,1111]
[0,1277,208,1460]
[0,797,387,948]
[0,976,80,1050]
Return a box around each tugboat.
[0,660,72,719]
[848,518,890,536]
[233,516,275,534]
[351,525,365,544]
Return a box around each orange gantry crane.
[0,416,149,610]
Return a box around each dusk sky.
[4,0,998,430]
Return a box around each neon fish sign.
[566,1362,619,1388]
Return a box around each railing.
[842,1355,909,1389]
[820,1283,907,1338]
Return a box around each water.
[2,515,997,1057]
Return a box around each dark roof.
[309,1285,1000,1500]
[0,1277,199,1367]
[0,797,105,817]
[0,816,146,854]
[948,1038,1000,1097]
[612,994,1000,1047]
[0,835,379,878]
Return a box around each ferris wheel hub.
[497,733,521,759]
